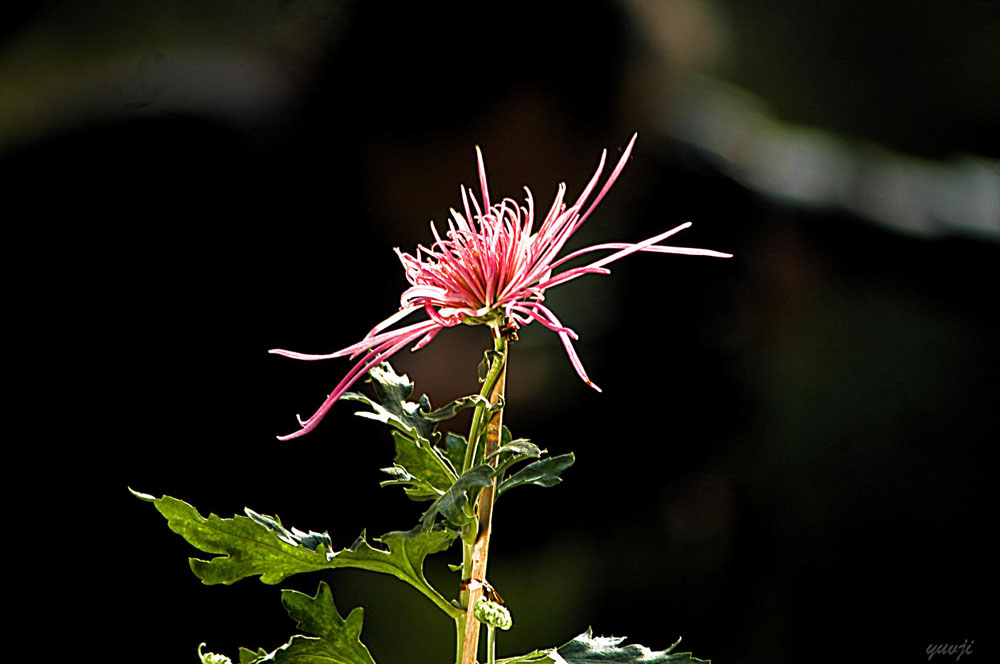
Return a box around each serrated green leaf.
[336,527,460,617]
[345,362,486,444]
[486,438,542,462]
[419,465,494,531]
[345,362,490,501]
[132,490,333,585]
[378,464,442,498]
[553,629,710,664]
[497,453,575,496]
[444,432,467,475]
[241,581,377,664]
[246,509,334,553]
[487,431,547,483]
[239,648,268,664]
[343,363,438,443]
[387,431,456,501]
[379,464,416,484]
[421,394,491,422]
[133,490,463,618]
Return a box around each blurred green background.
[5,1,996,662]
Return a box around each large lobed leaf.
[132,490,462,618]
[132,490,333,584]
[335,527,460,618]
[240,581,377,664]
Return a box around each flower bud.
[473,597,512,630]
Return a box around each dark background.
[5,1,996,662]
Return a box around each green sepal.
[132,490,462,618]
[500,629,709,664]
[240,581,377,664]
[497,453,575,496]
[464,310,504,328]
[419,465,494,531]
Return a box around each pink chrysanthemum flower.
[271,135,730,440]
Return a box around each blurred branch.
[664,74,999,241]
[0,0,352,154]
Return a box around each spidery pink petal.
[270,134,731,439]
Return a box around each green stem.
[455,615,466,664]
[456,328,509,664]
[487,624,497,664]
[462,336,508,475]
